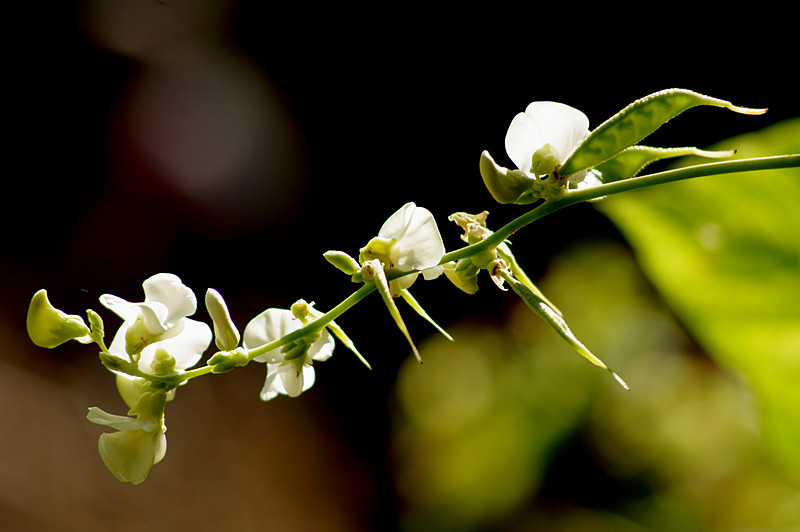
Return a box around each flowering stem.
[174,155,800,386]
[443,154,800,264]
[177,284,378,384]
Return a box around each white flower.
[100,273,212,374]
[86,389,168,485]
[375,202,445,293]
[243,308,335,401]
[505,101,590,183]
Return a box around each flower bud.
[150,347,177,375]
[26,289,92,348]
[323,250,361,275]
[479,150,542,204]
[205,288,241,351]
[208,347,249,374]
[443,260,480,294]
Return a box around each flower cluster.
[26,89,774,484]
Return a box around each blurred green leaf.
[598,118,800,477]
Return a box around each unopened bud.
[205,288,241,351]
[323,250,361,275]
[27,289,92,348]
[480,150,542,204]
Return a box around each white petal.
[259,364,283,401]
[142,273,197,325]
[87,407,147,431]
[259,363,315,400]
[422,265,444,280]
[505,101,589,176]
[278,362,305,397]
[378,202,416,240]
[137,318,211,372]
[243,308,297,363]
[245,307,335,364]
[308,328,335,362]
[99,294,140,322]
[380,205,444,271]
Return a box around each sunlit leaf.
[598,118,800,477]
[561,89,766,177]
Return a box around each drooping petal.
[97,428,163,485]
[259,363,316,401]
[505,101,590,177]
[87,407,149,431]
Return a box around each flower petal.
[137,318,212,372]
[259,363,316,401]
[142,273,197,326]
[505,101,589,176]
[380,204,444,271]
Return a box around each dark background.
[3,2,795,530]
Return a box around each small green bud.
[27,289,92,348]
[323,250,361,275]
[443,260,480,295]
[99,351,129,372]
[479,150,542,204]
[205,288,241,351]
[150,348,177,375]
[530,143,560,177]
[208,347,249,374]
[290,299,311,321]
[86,309,105,339]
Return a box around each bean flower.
[100,273,212,374]
[86,389,168,485]
[360,202,445,296]
[505,101,591,182]
[243,308,335,401]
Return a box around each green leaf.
[596,146,735,183]
[560,89,766,177]
[598,118,800,476]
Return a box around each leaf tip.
[610,370,630,391]
[730,104,768,116]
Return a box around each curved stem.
[177,155,799,385]
[442,154,800,264]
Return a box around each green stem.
[176,154,799,385]
[177,283,378,384]
[442,154,800,264]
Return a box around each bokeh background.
[3,2,798,530]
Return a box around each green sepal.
[207,347,250,374]
[495,244,562,317]
[98,351,132,373]
[363,259,422,363]
[399,289,453,341]
[595,146,736,183]
[501,271,629,390]
[560,88,766,177]
[326,320,372,370]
